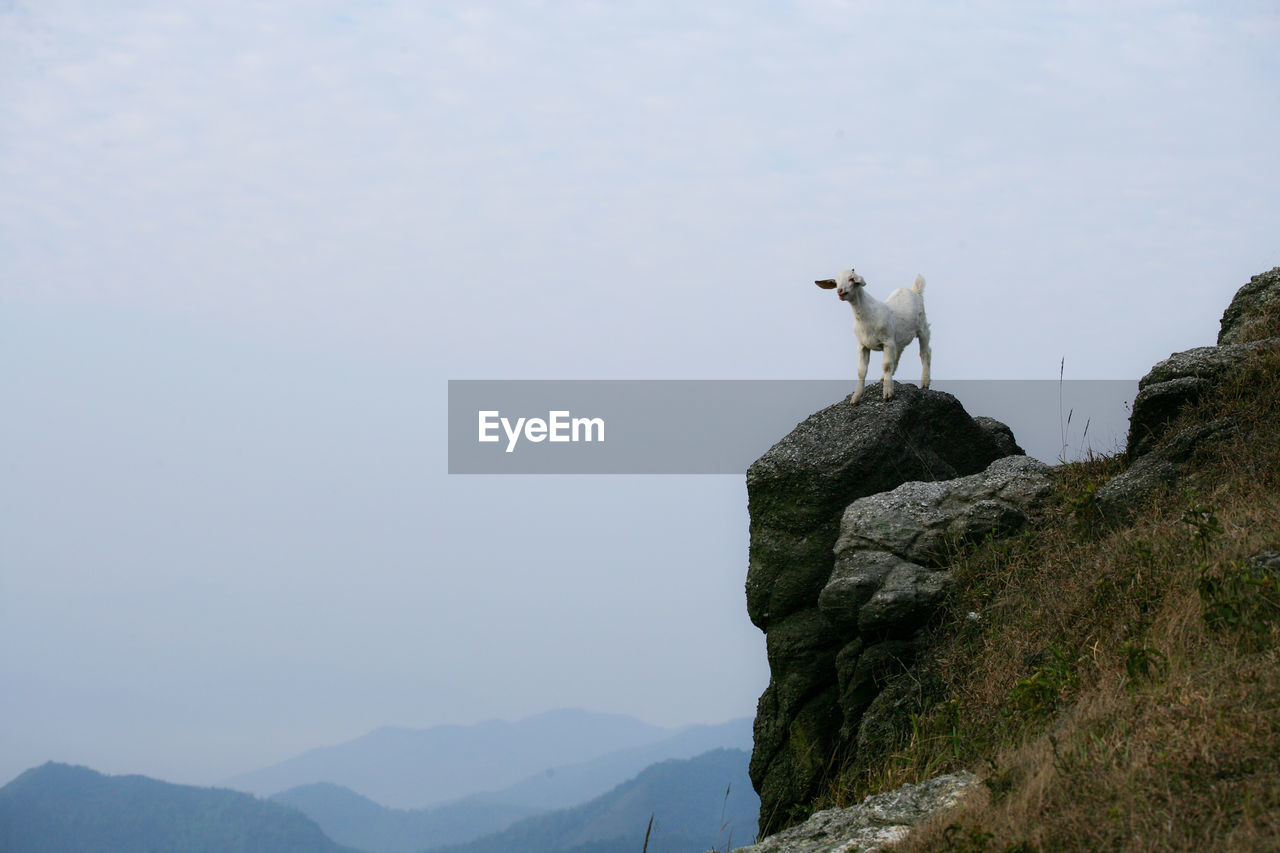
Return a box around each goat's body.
[817,270,930,404]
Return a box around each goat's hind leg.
[851,346,870,405]
[917,325,931,390]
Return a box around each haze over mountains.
[270,784,539,853]
[0,709,757,853]
[258,713,753,851]
[265,751,755,853]
[224,708,752,810]
[432,749,756,853]
[462,716,754,812]
[1,751,756,853]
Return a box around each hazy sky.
[2,1,1277,789]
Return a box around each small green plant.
[1063,480,1102,538]
[903,709,964,777]
[1008,646,1077,720]
[1124,538,1156,588]
[1176,492,1280,646]
[982,764,1016,802]
[1120,639,1168,684]
[1180,492,1223,555]
[1054,454,1124,540]
[784,800,814,826]
[1197,559,1280,647]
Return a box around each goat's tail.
[913,274,926,295]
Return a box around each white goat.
[815,268,931,405]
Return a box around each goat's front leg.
[881,343,900,400]
[851,346,870,405]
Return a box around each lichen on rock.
[732,771,978,853]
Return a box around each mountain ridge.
[223,708,678,809]
[0,761,358,853]
[269,716,753,852]
[427,748,758,853]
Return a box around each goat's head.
[814,269,866,301]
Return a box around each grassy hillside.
[0,762,357,853]
[810,342,1280,849]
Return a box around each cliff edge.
[745,266,1280,851]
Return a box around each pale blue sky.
[2,0,1277,789]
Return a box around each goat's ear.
[815,279,837,289]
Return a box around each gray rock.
[1097,419,1235,523]
[1125,376,1212,459]
[832,456,1052,567]
[750,609,845,816]
[1127,339,1277,458]
[973,416,1024,457]
[856,563,952,635]
[1246,551,1280,575]
[733,771,978,853]
[1138,340,1279,389]
[819,552,918,634]
[748,406,1029,836]
[750,681,843,836]
[765,609,842,719]
[835,640,919,741]
[1219,267,1280,345]
[747,384,1017,632]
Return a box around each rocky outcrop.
[742,265,1279,850]
[1124,340,1275,459]
[831,455,1051,569]
[746,383,1028,836]
[1218,266,1280,345]
[1095,418,1235,523]
[733,771,978,853]
[822,456,1051,757]
[1097,269,1280,521]
[746,384,1012,632]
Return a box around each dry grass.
[818,344,1280,851]
[1230,305,1280,347]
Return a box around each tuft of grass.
[813,341,1280,851]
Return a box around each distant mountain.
[427,749,758,853]
[0,762,356,853]
[271,783,537,853]
[465,716,754,812]
[272,718,753,852]
[223,708,678,809]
